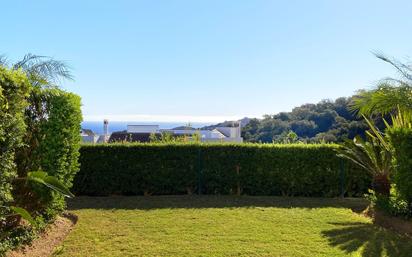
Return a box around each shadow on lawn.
[322,222,412,257]
[67,195,367,211]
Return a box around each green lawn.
[56,196,412,257]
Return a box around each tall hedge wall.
[0,67,31,254]
[387,128,412,212]
[0,67,30,214]
[35,89,82,216]
[74,143,370,197]
[0,65,82,254]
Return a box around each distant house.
[109,123,243,143]
[127,125,160,134]
[109,131,156,143]
[81,119,110,144]
[108,125,160,143]
[80,129,99,143]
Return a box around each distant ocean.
[81,121,215,134]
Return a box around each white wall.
[127,125,160,133]
[162,129,226,139]
[81,135,99,143]
[216,127,241,138]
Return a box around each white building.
[81,120,111,144]
[126,123,243,143]
[80,129,99,143]
[86,120,244,143]
[127,125,160,134]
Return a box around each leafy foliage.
[0,66,33,255]
[350,53,412,117]
[9,207,36,226]
[387,127,412,215]
[33,89,82,216]
[351,84,412,117]
[74,143,370,197]
[0,55,81,255]
[10,54,73,85]
[0,66,31,225]
[9,171,75,227]
[368,190,411,219]
[242,97,368,143]
[4,54,81,218]
[27,171,75,198]
[336,116,392,196]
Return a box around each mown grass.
[55,196,412,257]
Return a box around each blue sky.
[2,1,412,122]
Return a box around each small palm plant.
[3,171,74,227]
[336,116,392,196]
[344,53,412,197]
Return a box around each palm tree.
[0,53,73,85]
[350,53,412,117]
[336,116,393,196]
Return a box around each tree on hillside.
[241,97,368,143]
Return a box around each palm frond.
[0,55,9,66]
[374,52,412,82]
[336,112,394,179]
[390,107,412,129]
[362,115,391,151]
[336,136,392,177]
[350,83,412,117]
[350,53,412,117]
[13,53,73,83]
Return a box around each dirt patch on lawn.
[363,206,412,237]
[7,213,77,257]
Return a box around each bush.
[0,67,31,253]
[1,86,82,254]
[74,143,370,197]
[0,60,81,254]
[0,67,30,218]
[387,127,412,215]
[367,188,410,219]
[35,89,82,217]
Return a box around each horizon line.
[83,114,259,123]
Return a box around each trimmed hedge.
[0,67,30,217]
[387,128,412,212]
[0,67,31,254]
[35,89,82,217]
[74,143,370,197]
[0,67,30,203]
[0,63,82,254]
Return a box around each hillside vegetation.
[241,97,369,143]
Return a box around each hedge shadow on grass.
[67,195,367,212]
[322,222,412,257]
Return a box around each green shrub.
[368,189,410,218]
[74,143,370,197]
[32,88,82,218]
[387,127,412,215]
[0,61,81,254]
[1,87,81,254]
[0,67,30,217]
[0,67,31,254]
